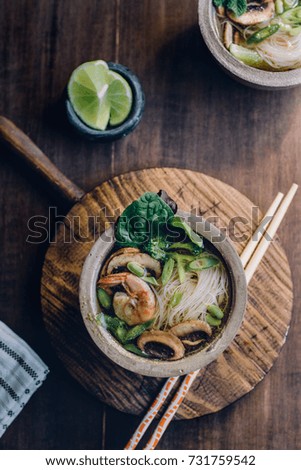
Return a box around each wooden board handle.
[0,116,85,206]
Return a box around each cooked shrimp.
[98,273,156,326]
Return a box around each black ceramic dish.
[66,62,145,141]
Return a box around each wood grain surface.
[41,168,293,419]
[0,0,300,450]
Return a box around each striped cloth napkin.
[0,321,49,438]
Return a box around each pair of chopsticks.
[124,183,298,451]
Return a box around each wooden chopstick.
[244,183,298,284]
[124,184,298,451]
[143,370,199,450]
[240,192,284,268]
[124,376,179,450]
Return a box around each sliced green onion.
[169,253,195,262]
[289,25,301,34]
[141,276,159,286]
[275,0,284,14]
[169,291,183,308]
[283,0,299,10]
[173,254,186,283]
[127,261,145,277]
[187,256,219,271]
[161,258,175,286]
[124,319,154,342]
[281,6,301,23]
[124,343,149,357]
[97,287,112,309]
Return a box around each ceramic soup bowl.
[79,210,247,377]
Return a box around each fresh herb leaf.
[97,313,153,346]
[213,0,247,17]
[97,313,128,344]
[145,236,170,261]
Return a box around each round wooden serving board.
[41,168,293,419]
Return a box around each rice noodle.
[255,29,301,70]
[152,255,229,330]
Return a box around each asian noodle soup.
[95,191,231,362]
[213,1,301,71]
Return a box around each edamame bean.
[206,314,221,327]
[97,288,112,309]
[207,304,224,319]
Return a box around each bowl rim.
[198,0,301,89]
[79,210,247,377]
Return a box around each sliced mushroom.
[137,330,185,361]
[101,247,162,278]
[227,0,275,26]
[170,320,212,348]
[234,31,241,45]
[223,22,234,50]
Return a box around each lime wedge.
[107,70,133,126]
[67,60,133,131]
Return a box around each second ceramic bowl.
[198,0,301,90]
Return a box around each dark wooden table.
[0,0,300,450]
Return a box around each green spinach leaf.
[115,192,174,248]
[213,0,225,6]
[227,0,247,16]
[170,216,203,248]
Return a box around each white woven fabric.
[0,321,49,438]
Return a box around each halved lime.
[67,60,133,131]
